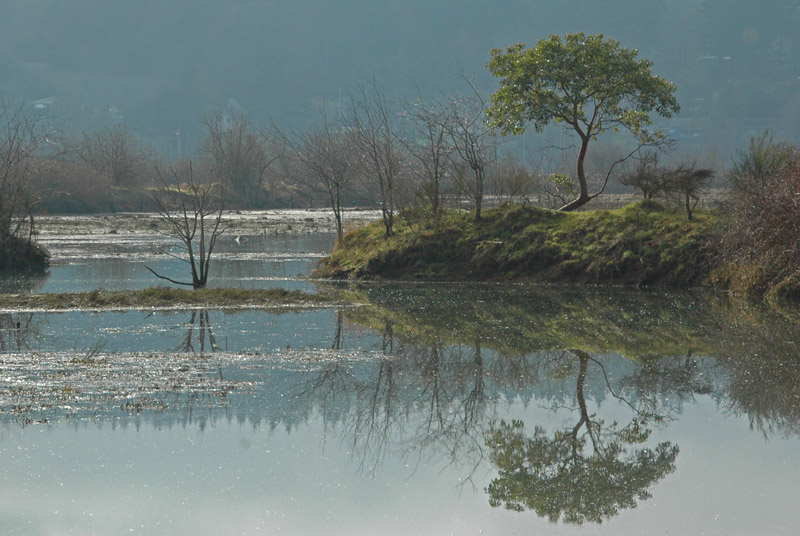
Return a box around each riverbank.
[315,201,716,288]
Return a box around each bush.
[619,151,670,200]
[0,234,49,273]
[716,133,800,298]
[31,162,113,213]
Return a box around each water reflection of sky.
[2,395,799,536]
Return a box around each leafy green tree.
[487,33,680,211]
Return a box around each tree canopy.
[487,32,680,210]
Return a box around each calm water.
[1,221,800,535]
[0,231,335,294]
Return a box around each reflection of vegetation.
[620,353,715,416]
[715,313,800,438]
[296,323,491,478]
[0,311,36,352]
[0,270,49,293]
[3,278,800,500]
[343,285,800,437]
[485,350,679,524]
[486,419,678,524]
[340,283,721,359]
[177,309,218,353]
[0,345,244,426]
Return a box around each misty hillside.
[2,0,799,155]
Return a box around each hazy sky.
[1,0,797,152]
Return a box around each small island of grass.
[0,287,344,312]
[315,201,716,288]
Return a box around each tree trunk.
[559,136,591,212]
[473,168,484,222]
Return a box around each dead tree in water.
[147,162,225,289]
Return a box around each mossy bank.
[315,201,716,288]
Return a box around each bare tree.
[402,95,454,221]
[487,154,537,206]
[619,151,671,200]
[0,98,52,270]
[75,125,152,188]
[201,113,280,208]
[285,113,363,243]
[446,88,497,222]
[667,163,713,220]
[349,80,402,236]
[146,161,225,289]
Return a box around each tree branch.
[144,265,194,287]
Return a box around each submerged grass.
[315,201,716,287]
[0,286,345,311]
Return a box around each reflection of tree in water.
[0,310,241,426]
[485,350,679,525]
[715,315,800,438]
[620,351,715,417]
[176,309,218,353]
[297,322,492,479]
[0,312,36,352]
[0,270,49,294]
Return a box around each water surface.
[1,217,800,535]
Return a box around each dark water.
[1,233,800,535]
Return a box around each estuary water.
[1,213,799,535]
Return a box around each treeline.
[0,83,718,217]
[3,87,799,296]
[1,84,671,231]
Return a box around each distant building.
[666,117,711,142]
[32,96,56,111]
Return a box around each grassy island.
[0,287,343,311]
[315,201,716,288]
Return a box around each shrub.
[0,234,49,272]
[716,133,800,298]
[31,162,113,213]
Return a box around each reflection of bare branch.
[292,330,493,481]
[175,310,217,354]
[583,352,666,422]
[0,312,36,352]
[331,310,343,350]
[620,353,714,418]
